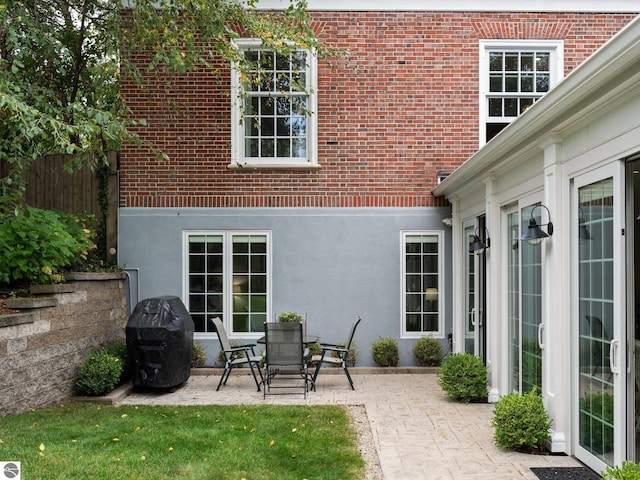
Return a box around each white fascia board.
[254,0,640,12]
[433,13,640,197]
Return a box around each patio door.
[463,217,486,359]
[574,165,625,473]
[506,196,544,395]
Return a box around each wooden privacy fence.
[0,152,119,261]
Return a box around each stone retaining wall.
[0,273,128,417]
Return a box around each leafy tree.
[0,0,338,211]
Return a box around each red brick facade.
[120,11,635,209]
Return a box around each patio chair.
[263,322,310,398]
[211,317,264,392]
[312,316,362,390]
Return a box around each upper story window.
[480,40,563,144]
[401,231,444,338]
[231,39,317,168]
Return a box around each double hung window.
[231,40,317,167]
[402,232,443,337]
[184,231,271,337]
[480,40,563,144]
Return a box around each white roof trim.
[255,0,640,12]
[433,13,640,198]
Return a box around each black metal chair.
[212,317,263,391]
[312,317,361,390]
[263,322,309,398]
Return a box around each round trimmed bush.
[371,337,399,367]
[492,388,551,452]
[412,337,442,366]
[76,352,123,396]
[437,352,488,402]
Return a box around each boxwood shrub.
[437,352,487,402]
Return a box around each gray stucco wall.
[118,206,452,366]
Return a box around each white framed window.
[231,39,317,168]
[183,231,271,338]
[401,231,444,338]
[480,40,563,144]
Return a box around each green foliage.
[0,0,342,208]
[602,462,640,479]
[75,352,123,396]
[491,389,551,452]
[437,353,488,403]
[371,337,399,367]
[99,342,130,382]
[0,403,364,479]
[412,337,442,366]
[277,311,304,322]
[0,206,97,285]
[192,340,207,368]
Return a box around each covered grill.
[126,296,194,390]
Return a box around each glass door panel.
[521,205,543,394]
[507,203,542,394]
[577,177,615,467]
[508,210,521,392]
[464,224,476,354]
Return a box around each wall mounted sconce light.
[521,204,553,245]
[469,227,490,254]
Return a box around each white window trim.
[479,39,564,146]
[230,38,318,169]
[182,230,272,340]
[400,230,445,339]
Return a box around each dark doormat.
[530,467,601,479]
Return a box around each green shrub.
[602,462,640,479]
[192,340,206,368]
[371,337,399,367]
[412,337,442,366]
[0,206,96,285]
[99,342,129,382]
[76,352,123,396]
[492,388,551,452]
[437,353,488,402]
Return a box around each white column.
[485,175,502,403]
[449,195,465,354]
[541,137,569,453]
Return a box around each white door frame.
[572,163,626,472]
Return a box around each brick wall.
[0,274,128,417]
[119,11,636,209]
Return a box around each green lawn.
[0,402,364,480]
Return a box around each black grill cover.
[126,296,194,389]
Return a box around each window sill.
[228,162,321,171]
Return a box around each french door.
[506,198,543,394]
[574,165,625,472]
[463,218,486,359]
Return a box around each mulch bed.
[530,467,601,479]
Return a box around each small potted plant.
[277,311,305,323]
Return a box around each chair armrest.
[320,345,348,353]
